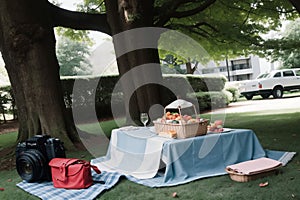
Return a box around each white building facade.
[195,55,278,81]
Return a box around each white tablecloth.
[92,127,171,179]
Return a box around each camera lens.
[20,161,33,174]
[16,149,47,182]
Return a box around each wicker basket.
[154,120,209,139]
[154,99,208,139]
[225,167,281,182]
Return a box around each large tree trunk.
[105,0,164,124]
[0,0,82,149]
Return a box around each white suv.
[239,68,300,100]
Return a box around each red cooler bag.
[49,158,101,189]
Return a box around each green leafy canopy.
[266,18,300,68]
[56,0,298,64]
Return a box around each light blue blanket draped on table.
[159,129,266,185]
[92,127,295,187]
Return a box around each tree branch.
[47,2,112,36]
[242,7,253,25]
[171,0,216,18]
[154,0,187,26]
[193,22,218,32]
[154,0,211,27]
[167,21,217,38]
[167,23,210,38]
[289,0,300,13]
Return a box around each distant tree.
[160,54,199,74]
[0,90,8,123]
[160,54,185,74]
[56,36,92,76]
[269,19,300,69]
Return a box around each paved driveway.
[210,95,300,114]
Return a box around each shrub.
[222,89,233,103]
[224,81,241,102]
[61,75,123,120]
[186,74,226,92]
[187,91,229,112]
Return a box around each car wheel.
[272,87,283,98]
[261,94,270,99]
[245,94,253,100]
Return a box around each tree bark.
[0,0,82,149]
[105,0,164,124]
[186,58,198,74]
[289,0,300,13]
[48,2,111,35]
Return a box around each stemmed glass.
[140,112,149,127]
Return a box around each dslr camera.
[16,135,66,182]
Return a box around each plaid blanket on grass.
[16,150,296,199]
[16,171,122,200]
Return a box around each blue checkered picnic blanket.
[16,149,296,199]
[16,171,122,200]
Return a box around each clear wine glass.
[140,112,149,127]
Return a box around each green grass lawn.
[0,112,299,200]
[0,131,17,150]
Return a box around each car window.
[283,70,295,77]
[294,70,300,76]
[256,73,268,79]
[273,72,281,78]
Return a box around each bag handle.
[63,159,101,174]
[57,159,79,181]
[70,160,101,174]
[91,164,101,174]
[65,159,82,167]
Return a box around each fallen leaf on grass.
[172,192,178,198]
[7,179,12,182]
[259,182,269,187]
[0,188,4,191]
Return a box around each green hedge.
[163,74,226,93]
[0,74,227,122]
[186,74,226,92]
[187,91,230,111]
[61,75,122,120]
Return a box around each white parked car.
[239,68,300,100]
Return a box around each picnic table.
[92,127,266,186]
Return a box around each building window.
[231,58,251,71]
[219,66,227,72]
